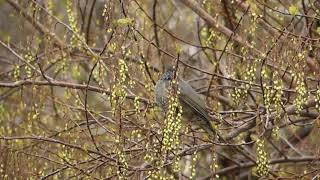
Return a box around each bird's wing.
[178,80,211,121]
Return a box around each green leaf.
[289,5,298,16]
[175,43,182,54]
[115,18,134,26]
[317,27,320,34]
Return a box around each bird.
[155,67,216,138]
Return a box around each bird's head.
[160,67,176,81]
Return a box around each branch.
[200,156,320,179]
[0,79,149,104]
[179,0,250,49]
[5,0,65,47]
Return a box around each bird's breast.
[155,81,169,109]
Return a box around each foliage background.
[0,0,320,179]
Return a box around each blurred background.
[0,0,320,179]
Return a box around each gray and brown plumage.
[155,68,216,137]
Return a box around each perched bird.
[155,67,216,138]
